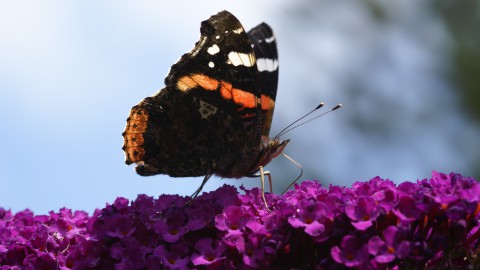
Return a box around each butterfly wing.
[247,23,279,138]
[165,11,263,144]
[122,11,267,178]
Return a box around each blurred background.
[1,1,479,214]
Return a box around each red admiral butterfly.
[122,11,286,203]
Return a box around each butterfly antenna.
[275,103,325,139]
[276,103,342,139]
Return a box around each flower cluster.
[0,208,95,269]
[1,171,479,269]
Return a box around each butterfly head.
[257,137,290,169]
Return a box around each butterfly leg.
[264,170,273,193]
[247,168,273,210]
[249,170,273,192]
[189,173,213,200]
[258,166,272,211]
[281,153,303,195]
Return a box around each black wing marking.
[247,22,279,137]
[247,22,279,102]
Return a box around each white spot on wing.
[233,27,243,34]
[207,44,220,55]
[208,61,215,68]
[226,52,255,67]
[265,36,275,43]
[257,58,279,72]
[215,35,220,39]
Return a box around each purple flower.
[110,236,151,269]
[214,206,252,250]
[103,213,136,238]
[345,196,380,230]
[239,187,276,215]
[0,207,95,269]
[241,235,266,267]
[215,206,251,233]
[392,196,424,223]
[1,172,479,269]
[154,207,188,243]
[288,180,324,200]
[288,199,331,238]
[191,238,225,265]
[331,235,370,267]
[369,181,398,213]
[454,175,480,203]
[203,184,242,210]
[368,226,410,263]
[153,241,190,269]
[184,200,216,231]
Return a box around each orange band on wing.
[177,74,219,92]
[176,74,271,110]
[261,94,275,110]
[122,106,149,164]
[191,74,219,90]
[220,81,233,99]
[232,88,256,108]
[177,76,198,92]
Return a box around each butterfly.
[122,11,287,206]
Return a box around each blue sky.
[1,1,478,214]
